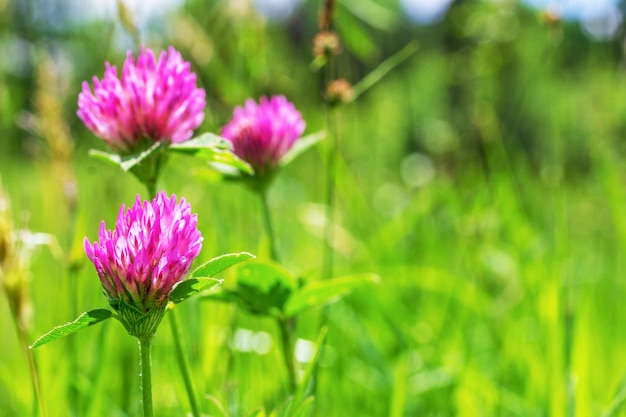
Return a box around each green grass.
[3,1,626,416]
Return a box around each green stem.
[17,326,46,417]
[168,311,201,417]
[259,190,280,262]
[278,318,297,392]
[140,160,199,416]
[66,267,79,414]
[322,107,338,281]
[138,336,154,417]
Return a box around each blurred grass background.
[2,0,626,416]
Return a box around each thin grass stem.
[259,190,280,262]
[168,311,201,417]
[17,326,47,417]
[278,317,297,392]
[322,107,338,281]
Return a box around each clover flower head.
[84,191,203,314]
[77,46,206,153]
[221,95,305,176]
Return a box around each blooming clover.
[221,95,305,180]
[77,47,205,153]
[84,192,202,337]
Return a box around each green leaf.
[351,42,419,101]
[87,141,164,172]
[191,252,256,278]
[30,309,113,349]
[201,290,243,305]
[289,397,315,417]
[169,133,253,175]
[284,273,380,317]
[335,8,379,62]
[234,259,298,316]
[169,278,223,304]
[293,326,328,408]
[120,141,164,171]
[168,133,231,152]
[280,131,326,168]
[204,394,229,417]
[340,0,398,31]
[601,372,626,417]
[88,149,122,167]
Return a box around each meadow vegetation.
[1,0,626,416]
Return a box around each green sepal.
[29,309,113,349]
[284,273,380,317]
[117,300,166,339]
[191,252,255,278]
[169,133,253,175]
[169,278,223,305]
[279,131,326,168]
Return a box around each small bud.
[325,79,353,107]
[312,31,342,61]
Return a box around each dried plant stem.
[168,311,201,417]
[138,336,154,417]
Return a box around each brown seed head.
[313,31,342,60]
[325,79,353,106]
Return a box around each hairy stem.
[138,336,154,417]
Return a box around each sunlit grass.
[3,1,626,416]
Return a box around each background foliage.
[2,0,626,416]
